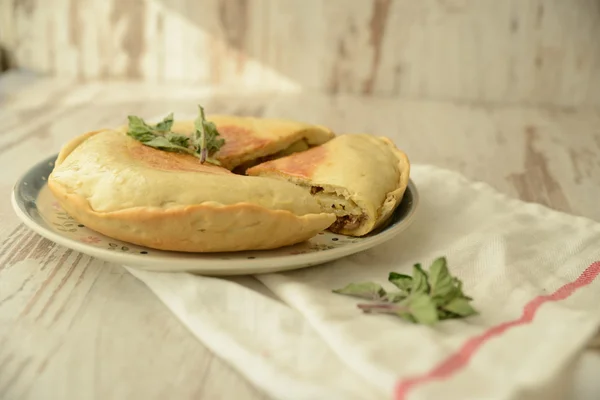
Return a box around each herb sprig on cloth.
[127,105,225,165]
[332,257,477,325]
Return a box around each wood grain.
[1,72,599,399]
[0,257,269,400]
[3,0,600,106]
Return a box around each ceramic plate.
[12,154,419,276]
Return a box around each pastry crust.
[246,134,410,236]
[113,116,335,171]
[210,115,335,170]
[48,128,336,252]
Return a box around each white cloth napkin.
[127,165,600,400]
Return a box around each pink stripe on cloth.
[395,261,600,400]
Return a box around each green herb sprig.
[332,257,477,325]
[193,105,225,164]
[127,105,225,165]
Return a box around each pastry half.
[246,134,410,236]
[128,116,335,171]
[48,129,336,252]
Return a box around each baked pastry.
[246,134,410,236]
[48,125,336,252]
[157,115,335,171]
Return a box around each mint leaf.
[127,115,195,156]
[127,116,156,141]
[384,291,408,302]
[204,119,225,154]
[406,294,439,325]
[452,277,473,300]
[155,112,174,133]
[437,308,460,320]
[127,107,225,164]
[332,256,478,326]
[165,132,191,148]
[332,282,386,301]
[411,263,429,294]
[127,115,150,132]
[429,257,457,302]
[388,272,412,293]
[193,106,207,162]
[442,297,478,317]
[143,136,196,156]
[194,105,225,164]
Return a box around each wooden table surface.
[1,71,599,399]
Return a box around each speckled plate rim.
[11,154,419,275]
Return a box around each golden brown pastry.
[246,134,410,236]
[48,128,336,252]
[138,116,335,171]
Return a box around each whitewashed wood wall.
[2,0,600,107]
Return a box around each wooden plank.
[4,0,600,106]
[0,259,269,400]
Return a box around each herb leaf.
[384,291,408,302]
[127,106,225,164]
[388,272,412,293]
[411,263,430,294]
[453,277,473,301]
[143,136,196,155]
[428,257,456,301]
[165,132,191,148]
[406,293,439,325]
[442,297,478,317]
[127,116,158,141]
[194,105,225,165]
[332,256,477,326]
[333,282,386,301]
[155,112,174,133]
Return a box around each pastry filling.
[308,185,364,231]
[329,214,364,231]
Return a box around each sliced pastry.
[48,111,335,252]
[246,134,410,236]
[129,115,336,171]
